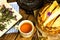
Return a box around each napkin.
[6,2,19,34]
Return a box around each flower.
[47,12,51,16]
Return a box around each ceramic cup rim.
[18,20,34,34]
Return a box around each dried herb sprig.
[0,24,6,31]
[0,5,16,31]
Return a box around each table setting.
[0,0,60,40]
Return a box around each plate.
[0,2,22,37]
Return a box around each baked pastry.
[41,1,58,22]
[37,1,60,35]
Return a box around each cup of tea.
[18,20,34,37]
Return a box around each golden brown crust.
[41,1,58,22]
[37,1,60,35]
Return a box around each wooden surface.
[0,0,36,40]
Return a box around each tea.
[20,23,32,33]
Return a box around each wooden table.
[0,0,36,40]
